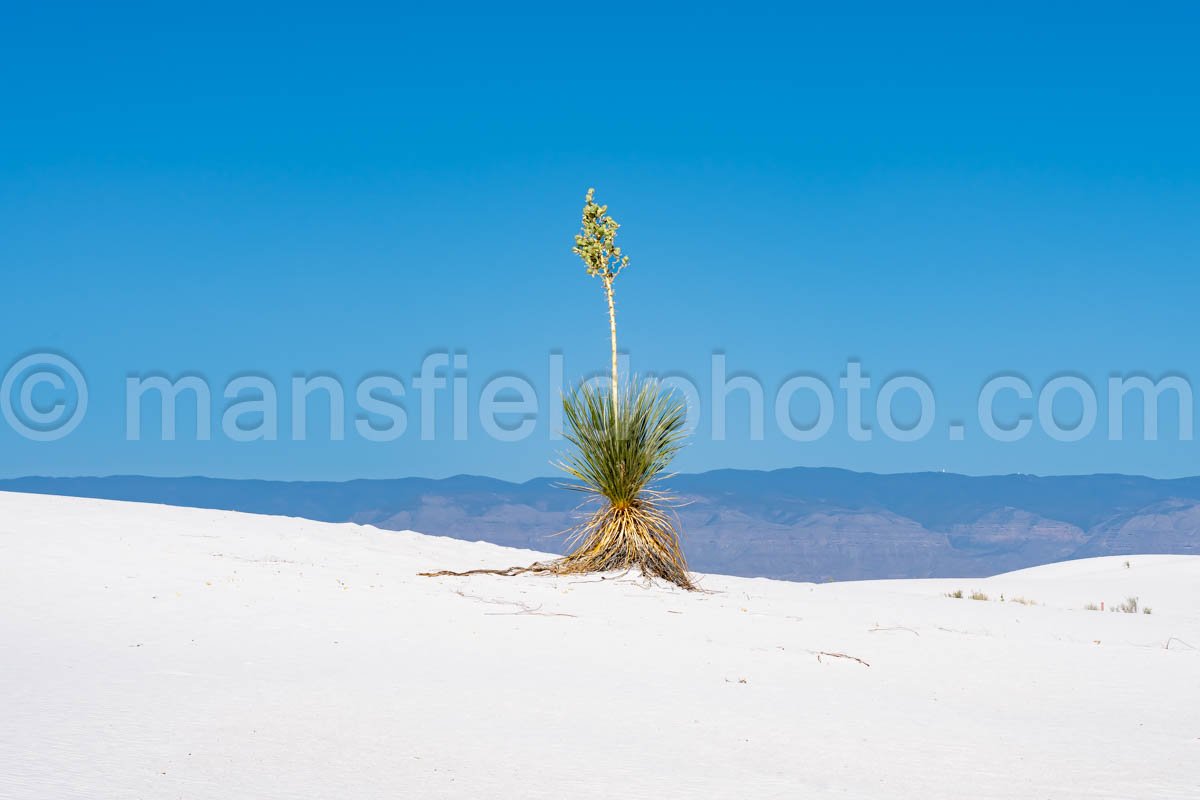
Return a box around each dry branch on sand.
[811,650,871,667]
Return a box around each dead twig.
[869,626,920,636]
[420,564,547,579]
[811,650,870,667]
[451,591,576,618]
[452,589,526,609]
[485,604,577,618]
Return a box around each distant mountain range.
[3,468,1198,581]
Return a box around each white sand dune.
[1,491,1197,799]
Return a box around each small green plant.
[1143,607,1152,615]
[946,589,964,599]
[969,591,989,601]
[1116,596,1140,614]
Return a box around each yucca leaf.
[557,377,688,507]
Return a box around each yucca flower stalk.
[423,188,695,588]
[571,187,628,412]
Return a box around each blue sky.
[2,7,1198,481]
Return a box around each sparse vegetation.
[1009,596,1037,606]
[947,589,997,602]
[1114,596,1140,614]
[1087,598,1153,615]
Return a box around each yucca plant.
[423,188,695,588]
[552,377,692,586]
[551,188,694,586]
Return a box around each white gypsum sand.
[1,491,1197,799]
